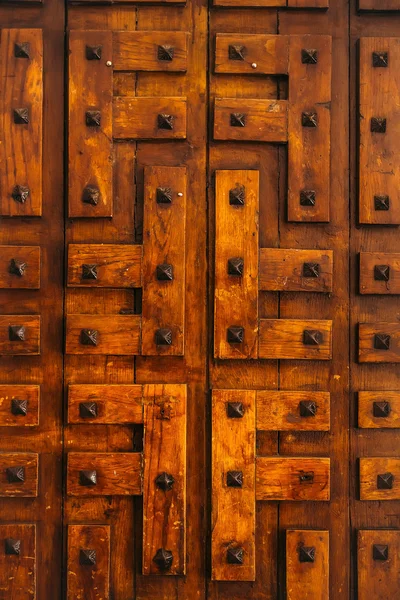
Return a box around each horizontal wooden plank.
[360,458,400,500]
[215,34,289,75]
[113,97,187,139]
[67,244,142,288]
[65,314,141,355]
[256,457,330,501]
[0,385,39,426]
[0,315,40,355]
[259,319,332,360]
[360,252,400,294]
[358,530,400,600]
[286,530,329,600]
[359,322,400,363]
[68,384,143,424]
[359,0,400,8]
[259,248,333,292]
[214,0,285,6]
[113,31,188,72]
[358,391,400,429]
[67,452,142,496]
[257,391,330,431]
[0,524,36,599]
[0,452,38,497]
[67,525,110,600]
[213,99,288,142]
[0,246,40,289]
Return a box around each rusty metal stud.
[374,265,390,281]
[6,466,25,483]
[377,472,394,490]
[11,185,30,204]
[227,546,244,565]
[303,329,323,346]
[227,471,243,488]
[299,400,317,417]
[155,328,173,346]
[301,49,318,64]
[227,402,245,418]
[156,187,173,204]
[228,44,246,61]
[230,113,246,127]
[156,263,174,281]
[373,544,389,561]
[303,262,320,278]
[374,333,391,350]
[374,195,390,211]
[229,185,245,206]
[80,329,98,346]
[8,325,25,342]
[9,258,27,277]
[85,45,102,60]
[13,108,29,124]
[79,549,97,565]
[14,42,30,59]
[82,264,98,280]
[79,402,98,418]
[302,112,317,127]
[227,257,244,276]
[155,472,175,491]
[11,399,28,416]
[227,326,244,344]
[300,190,316,206]
[372,51,388,67]
[370,117,386,133]
[299,471,314,483]
[157,113,174,130]
[82,186,100,206]
[79,470,97,486]
[158,45,174,61]
[299,546,316,563]
[373,401,391,418]
[5,538,21,555]
[153,548,173,571]
[85,111,101,127]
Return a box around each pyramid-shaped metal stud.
[14,42,30,59]
[299,471,314,483]
[157,45,174,61]
[227,257,244,276]
[228,44,246,61]
[13,108,29,124]
[85,45,102,60]
[372,51,388,68]
[303,329,323,346]
[373,401,391,418]
[79,549,97,565]
[370,117,386,133]
[155,472,175,491]
[11,399,28,416]
[374,195,390,211]
[82,264,98,280]
[227,546,244,565]
[230,113,246,127]
[6,466,25,483]
[9,326,25,342]
[303,262,320,278]
[11,185,30,204]
[227,326,244,344]
[79,402,98,418]
[300,190,316,206]
[5,538,21,555]
[157,113,174,130]
[227,471,243,488]
[9,258,27,277]
[155,328,173,346]
[229,185,245,206]
[156,187,173,204]
[374,333,390,350]
[301,48,318,64]
[299,546,316,563]
[82,186,100,206]
[302,112,318,128]
[85,111,101,127]
[79,470,97,486]
[156,264,174,281]
[299,400,317,417]
[80,329,98,346]
[377,472,394,490]
[374,265,390,281]
[373,544,389,561]
[226,402,245,419]
[153,548,173,571]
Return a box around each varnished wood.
[68,384,143,424]
[256,457,330,501]
[113,31,189,72]
[0,452,38,497]
[67,244,142,288]
[259,248,333,292]
[0,384,39,426]
[67,525,110,600]
[0,315,40,355]
[65,314,141,355]
[259,319,332,360]
[0,246,40,289]
[359,457,400,500]
[257,390,330,431]
[359,252,400,294]
[0,524,36,599]
[358,391,400,428]
[113,97,187,139]
[358,530,400,600]
[214,99,288,142]
[67,452,142,496]
[286,530,329,600]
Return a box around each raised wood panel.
[360,252,400,294]
[358,530,400,600]
[257,391,330,431]
[0,524,36,599]
[67,244,142,288]
[359,322,400,363]
[358,391,400,429]
[359,457,400,500]
[259,248,333,292]
[0,315,40,355]
[286,530,329,600]
[258,319,333,360]
[65,314,141,355]
[256,457,330,501]
[113,31,189,72]
[213,0,328,6]
[67,452,142,496]
[113,97,187,139]
[214,99,288,142]
[0,246,40,289]
[0,385,39,427]
[214,34,289,75]
[67,525,110,600]
[0,452,38,497]
[359,0,400,11]
[68,384,143,424]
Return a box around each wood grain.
[0,452,38,497]
[215,34,289,75]
[65,314,141,355]
[359,252,400,294]
[259,319,332,360]
[0,246,40,289]
[0,315,40,355]
[358,530,400,600]
[113,97,187,139]
[358,391,400,428]
[68,384,143,424]
[0,384,39,427]
[113,31,189,72]
[213,0,285,6]
[67,244,142,288]
[67,452,142,496]
[67,525,110,600]
[359,322,400,363]
[256,457,330,501]
[214,99,288,142]
[359,457,400,500]
[286,530,329,600]
[259,248,333,292]
[359,0,400,8]
[0,524,36,599]
[257,391,330,431]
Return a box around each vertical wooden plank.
[67,525,110,600]
[141,166,186,356]
[358,530,400,600]
[288,35,331,222]
[214,170,259,359]
[286,530,329,600]
[212,390,256,581]
[68,30,113,217]
[0,29,43,217]
[0,524,36,599]
[142,384,186,575]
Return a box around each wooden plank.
[214,170,259,359]
[213,0,285,6]
[358,530,400,600]
[0,524,36,599]
[113,31,189,72]
[212,390,256,581]
[214,99,288,142]
[286,530,329,600]
[288,0,328,6]
[67,452,142,496]
[360,252,400,294]
[359,458,400,500]
[259,319,332,360]
[68,30,113,218]
[256,457,330,501]
[67,525,110,600]
[358,391,400,429]
[257,391,330,431]
[359,0,400,11]
[259,248,333,292]
[0,315,40,355]
[67,244,142,288]
[141,166,186,356]
[68,384,143,424]
[113,97,187,139]
[142,384,186,575]
[65,314,141,355]
[0,384,39,427]
[214,34,289,75]
[0,246,40,289]
[288,35,331,222]
[359,322,400,363]
[0,29,43,217]
[0,452,38,497]
[359,38,400,225]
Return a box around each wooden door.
[0,0,399,597]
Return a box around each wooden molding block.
[259,248,333,292]
[68,384,143,424]
[286,530,329,600]
[358,391,400,428]
[0,246,40,289]
[65,314,141,355]
[360,457,400,500]
[113,31,189,72]
[0,385,39,426]
[257,391,330,431]
[359,322,400,363]
[67,525,110,600]
[67,452,142,496]
[0,524,36,598]
[259,319,332,360]
[215,34,289,75]
[360,252,400,294]
[0,315,40,355]
[214,99,288,142]
[0,452,38,497]
[256,457,330,501]
[113,97,187,139]
[358,530,400,600]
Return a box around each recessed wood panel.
[359,0,400,11]
[0,452,38,497]
[213,0,328,6]
[65,314,141,355]
[259,248,333,292]
[286,530,329,600]
[358,530,400,600]
[67,525,110,600]
[0,246,40,289]
[360,457,400,500]
[214,34,289,75]
[113,31,189,71]
[67,452,142,496]
[0,385,39,427]
[213,99,288,142]
[257,391,330,431]
[358,391,400,428]
[113,97,187,139]
[68,384,143,424]
[256,457,330,501]
[359,322,400,363]
[259,319,332,360]
[0,315,40,355]
[360,252,400,294]
[67,244,142,288]
[0,524,36,599]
